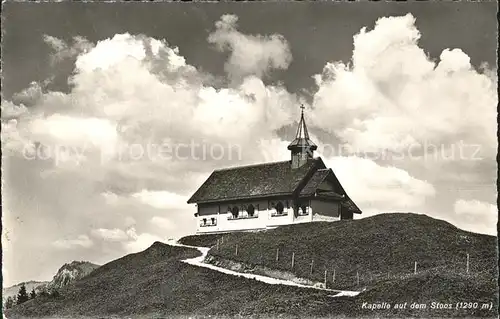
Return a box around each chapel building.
[187,108,361,234]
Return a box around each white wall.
[293,209,313,224]
[195,198,340,234]
[196,200,269,233]
[311,200,340,217]
[198,204,219,216]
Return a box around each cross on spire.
[287,104,317,155]
[295,104,310,140]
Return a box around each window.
[247,204,255,217]
[228,204,257,219]
[200,217,216,227]
[300,204,308,215]
[276,201,284,214]
[231,206,239,218]
[294,200,309,216]
[271,201,287,217]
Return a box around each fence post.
[216,239,219,251]
[276,248,279,262]
[235,244,238,256]
[332,269,336,283]
[221,235,223,244]
[324,270,327,288]
[310,260,314,275]
[466,253,470,274]
[356,271,359,286]
[414,261,417,274]
[291,252,295,270]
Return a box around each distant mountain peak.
[48,261,100,289]
[3,261,101,302]
[57,260,98,271]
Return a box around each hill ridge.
[6,213,498,318]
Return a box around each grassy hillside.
[184,213,498,317]
[205,213,497,290]
[6,242,351,318]
[6,213,497,318]
[354,270,498,318]
[178,233,223,248]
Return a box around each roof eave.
[315,195,344,201]
[189,192,296,205]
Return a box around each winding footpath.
[167,241,361,298]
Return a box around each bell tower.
[287,105,317,169]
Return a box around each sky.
[1,2,498,286]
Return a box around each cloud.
[52,235,93,250]
[2,101,29,119]
[44,35,93,64]
[30,115,119,151]
[89,225,170,252]
[2,27,298,284]
[43,35,67,53]
[258,138,291,163]
[132,190,188,210]
[122,227,164,254]
[308,13,496,229]
[124,217,136,227]
[208,14,292,81]
[150,216,175,231]
[9,82,46,108]
[323,155,436,215]
[73,34,171,72]
[311,13,496,158]
[90,228,129,242]
[453,199,497,235]
[3,32,297,163]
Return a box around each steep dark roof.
[316,191,345,200]
[187,158,325,204]
[299,169,331,196]
[187,157,362,214]
[324,169,362,214]
[341,199,362,213]
[299,168,362,214]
